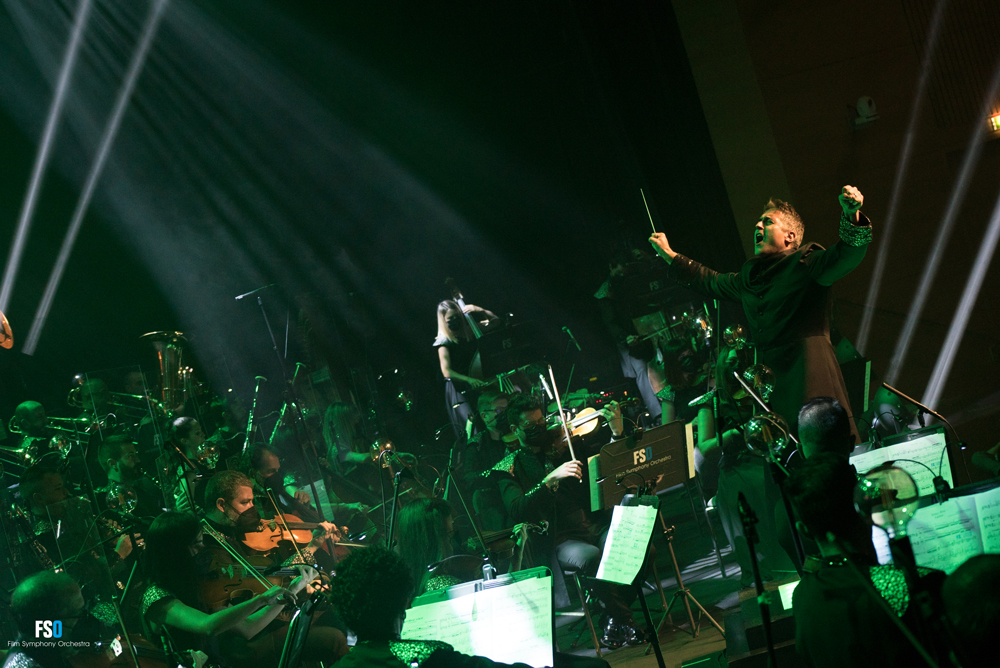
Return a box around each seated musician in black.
[140,511,322,667]
[331,545,536,668]
[202,470,340,566]
[787,453,940,668]
[18,465,137,576]
[487,394,642,649]
[7,570,93,668]
[463,390,513,531]
[166,416,212,513]
[96,435,165,520]
[250,445,367,528]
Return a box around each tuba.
[140,331,188,414]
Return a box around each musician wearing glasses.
[202,470,340,565]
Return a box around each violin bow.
[547,365,577,463]
[265,488,308,566]
[198,519,275,591]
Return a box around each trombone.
[8,415,98,435]
[66,387,165,419]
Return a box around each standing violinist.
[433,299,499,442]
[487,394,642,649]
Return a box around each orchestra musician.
[433,299,498,442]
[487,394,642,649]
[165,416,211,513]
[97,434,165,519]
[463,390,513,531]
[7,571,94,668]
[140,511,344,667]
[594,248,663,423]
[11,401,49,443]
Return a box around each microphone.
[255,376,268,383]
[562,326,582,352]
[971,452,1000,477]
[235,284,277,300]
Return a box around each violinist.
[251,445,367,526]
[97,435,164,520]
[433,299,498,442]
[488,395,642,649]
[140,511,345,667]
[202,471,340,566]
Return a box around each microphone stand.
[738,492,777,668]
[439,461,497,580]
[881,382,969,484]
[242,291,335,558]
[731,371,806,569]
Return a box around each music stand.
[587,424,724,650]
[278,591,323,668]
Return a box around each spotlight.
[922,188,1000,408]
[23,0,169,355]
[885,59,1000,384]
[0,0,93,314]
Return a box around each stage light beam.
[0,0,93,314]
[22,0,168,355]
[856,0,947,356]
[884,59,1000,385]
[922,188,1000,409]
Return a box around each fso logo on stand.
[632,446,653,466]
[35,621,63,638]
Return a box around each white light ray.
[22,0,168,355]
[921,188,1000,408]
[0,0,93,314]
[884,60,1000,384]
[856,0,947,355]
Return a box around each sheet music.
[595,504,657,585]
[296,479,336,521]
[975,486,1000,554]
[850,431,951,497]
[401,575,553,667]
[871,485,1000,573]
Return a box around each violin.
[241,512,353,554]
[199,550,298,612]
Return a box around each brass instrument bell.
[723,324,747,350]
[744,412,793,462]
[742,364,776,402]
[105,483,139,514]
